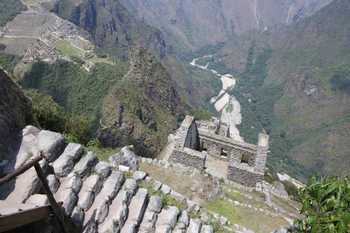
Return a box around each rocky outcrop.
[0,69,32,169]
[98,48,183,157]
[54,0,167,59]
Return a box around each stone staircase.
[0,126,214,233]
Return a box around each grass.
[87,145,120,161]
[139,180,187,210]
[205,198,288,233]
[56,40,85,58]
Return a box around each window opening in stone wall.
[201,142,207,151]
[241,153,250,164]
[220,148,228,157]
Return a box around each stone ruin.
[0,126,215,233]
[169,116,269,187]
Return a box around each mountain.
[214,0,350,178]
[119,0,333,52]
[98,47,183,156]
[54,0,167,59]
[0,68,32,162]
[0,0,189,157]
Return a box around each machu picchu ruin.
[169,116,269,187]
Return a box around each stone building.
[169,116,269,187]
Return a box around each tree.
[294,177,350,233]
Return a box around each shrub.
[294,177,350,233]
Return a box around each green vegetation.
[139,181,187,210]
[21,60,127,124]
[330,66,350,95]
[0,0,25,26]
[294,177,350,233]
[0,53,21,74]
[192,108,213,121]
[26,89,92,144]
[231,43,309,178]
[56,40,85,58]
[86,139,120,161]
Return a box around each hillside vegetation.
[0,0,25,26]
[217,0,350,179]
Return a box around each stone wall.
[169,148,206,170]
[200,137,255,166]
[227,162,264,187]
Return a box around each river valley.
[190,55,243,142]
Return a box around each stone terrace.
[0,126,214,233]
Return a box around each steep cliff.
[216,0,350,178]
[54,0,167,59]
[0,69,32,160]
[98,48,183,157]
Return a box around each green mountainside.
[217,0,350,178]
[0,0,25,26]
[54,0,167,59]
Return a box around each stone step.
[174,210,190,233]
[52,143,84,177]
[77,174,102,211]
[186,219,202,233]
[85,171,125,225]
[5,159,47,204]
[98,178,138,233]
[155,206,180,233]
[139,195,163,233]
[73,151,98,177]
[120,188,149,233]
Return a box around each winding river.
[190,55,243,142]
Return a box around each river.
[190,55,243,142]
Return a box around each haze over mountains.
[119,0,333,52]
[1,0,349,180]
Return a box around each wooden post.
[0,155,43,185]
[34,163,69,233]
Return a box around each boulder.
[37,130,65,162]
[74,152,97,177]
[133,171,147,181]
[62,143,84,161]
[95,161,112,178]
[53,143,84,177]
[109,146,139,170]
[161,184,171,195]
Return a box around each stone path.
[0,126,214,233]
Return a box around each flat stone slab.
[187,219,202,233]
[38,130,65,162]
[120,189,148,233]
[25,194,49,206]
[156,206,180,231]
[73,152,97,177]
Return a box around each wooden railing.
[0,152,74,233]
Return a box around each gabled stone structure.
[169,116,269,187]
